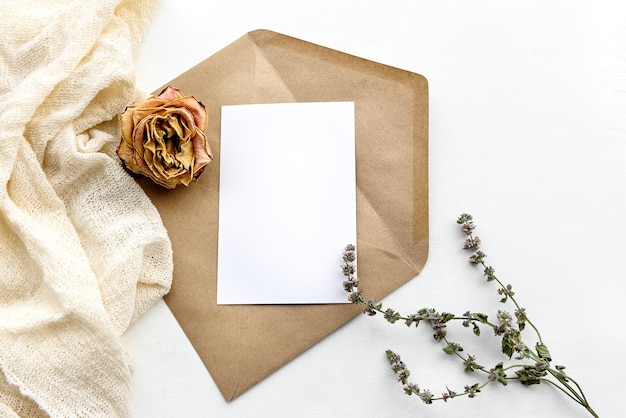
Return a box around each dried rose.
[117,86,213,189]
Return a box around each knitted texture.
[0,1,173,416]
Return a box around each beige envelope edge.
[138,29,429,401]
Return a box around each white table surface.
[125,1,626,417]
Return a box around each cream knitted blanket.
[0,1,173,416]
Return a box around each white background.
[125,1,626,417]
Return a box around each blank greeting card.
[217,101,356,304]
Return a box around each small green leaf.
[403,384,419,396]
[493,362,507,385]
[494,362,504,374]
[418,308,434,316]
[516,365,546,386]
[536,343,552,361]
[441,312,455,322]
[471,362,484,372]
[472,313,488,324]
[472,323,480,336]
[443,344,456,355]
[501,338,514,359]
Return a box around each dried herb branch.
[341,214,597,417]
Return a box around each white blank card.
[217,102,356,304]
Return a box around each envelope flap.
[140,30,428,401]
[244,30,428,269]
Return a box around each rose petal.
[132,96,166,110]
[167,96,208,131]
[161,108,195,138]
[191,132,212,177]
[116,138,141,173]
[119,109,136,145]
[157,86,184,102]
[131,117,155,175]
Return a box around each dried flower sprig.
[341,215,598,417]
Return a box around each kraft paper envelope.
[137,29,428,401]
